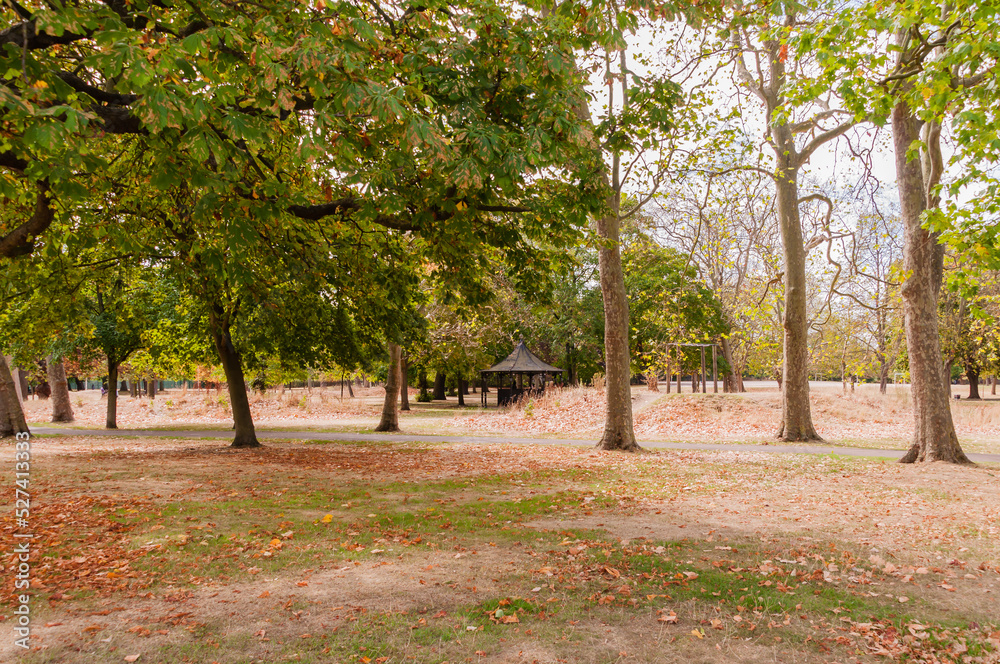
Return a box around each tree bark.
[0,354,29,436]
[400,352,410,411]
[106,359,119,429]
[720,337,742,393]
[47,357,75,422]
[0,387,13,437]
[457,377,466,406]
[375,343,401,431]
[209,309,260,448]
[892,101,970,464]
[594,203,640,451]
[147,377,156,398]
[561,38,638,452]
[419,368,429,398]
[967,367,981,401]
[17,368,28,400]
[773,149,821,441]
[433,371,447,400]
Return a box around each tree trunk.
[147,377,157,398]
[562,43,638,452]
[879,358,889,395]
[773,155,821,441]
[720,337,741,393]
[594,204,640,451]
[419,368,429,397]
[646,372,658,391]
[433,372,447,400]
[210,309,260,448]
[17,368,28,400]
[399,352,410,411]
[106,359,119,429]
[892,101,970,464]
[967,367,981,401]
[992,375,997,396]
[0,354,29,436]
[457,377,466,406]
[47,357,75,422]
[0,387,14,437]
[566,342,576,386]
[375,343,401,431]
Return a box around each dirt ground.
[1,435,998,663]
[22,383,1000,455]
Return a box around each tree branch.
[798,120,855,163]
[0,181,55,259]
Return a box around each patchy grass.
[3,436,999,663]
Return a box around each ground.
[4,384,999,663]
[21,382,1000,455]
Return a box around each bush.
[416,392,432,403]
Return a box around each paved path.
[30,426,1000,464]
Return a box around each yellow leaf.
[321,514,333,523]
[690,628,704,639]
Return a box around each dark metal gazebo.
[480,339,564,407]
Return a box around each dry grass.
[454,384,1000,453]
[26,386,394,428]
[2,437,998,663]
[24,382,1000,454]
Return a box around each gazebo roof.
[482,340,564,374]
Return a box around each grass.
[11,437,1000,664]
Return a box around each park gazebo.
[480,339,564,407]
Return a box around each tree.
[0,354,29,437]
[562,1,700,451]
[621,220,730,381]
[2,0,601,256]
[655,169,785,391]
[842,209,904,394]
[375,343,402,432]
[939,268,1000,402]
[46,357,74,422]
[725,5,855,441]
[3,0,611,450]
[792,0,1000,462]
[89,274,154,429]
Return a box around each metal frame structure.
[663,343,721,394]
